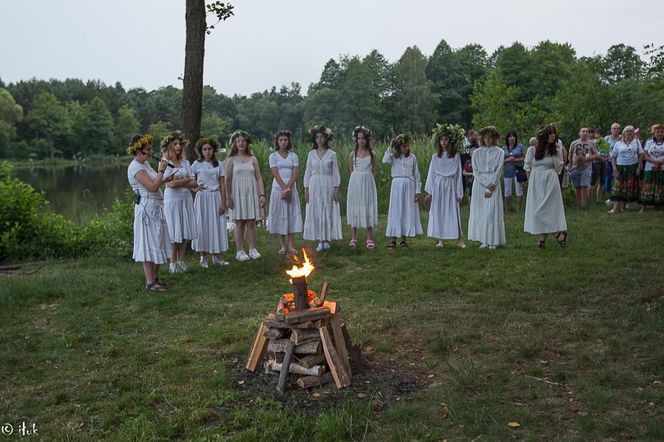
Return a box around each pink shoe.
[366,240,375,249]
[348,239,357,248]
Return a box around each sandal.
[155,278,168,287]
[555,231,568,248]
[366,240,375,249]
[387,240,397,249]
[278,248,286,255]
[400,240,408,248]
[537,240,545,249]
[145,282,167,292]
[348,239,358,248]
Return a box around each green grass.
[1,203,663,440]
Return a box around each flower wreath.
[309,125,334,141]
[126,134,154,155]
[431,123,465,152]
[352,125,372,142]
[160,130,190,152]
[229,130,251,146]
[391,133,413,149]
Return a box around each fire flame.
[285,248,315,279]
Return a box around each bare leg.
[351,227,358,242]
[278,234,286,252]
[246,219,257,249]
[234,220,246,251]
[287,233,296,251]
[170,244,178,264]
[367,227,373,242]
[143,262,156,284]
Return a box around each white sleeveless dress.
[267,151,303,234]
[163,159,196,243]
[346,153,378,228]
[230,159,261,221]
[191,160,229,253]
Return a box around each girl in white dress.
[267,130,303,254]
[468,126,506,249]
[425,124,465,248]
[191,138,230,267]
[126,134,174,292]
[383,134,423,249]
[523,125,568,248]
[347,126,378,249]
[161,131,196,274]
[303,125,343,251]
[225,131,266,261]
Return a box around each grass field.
[1,203,663,440]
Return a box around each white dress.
[127,160,172,264]
[267,151,303,234]
[383,149,423,237]
[163,159,196,243]
[191,160,229,254]
[425,152,463,240]
[523,146,567,234]
[303,149,343,241]
[346,153,378,228]
[468,146,506,246]
[230,158,261,221]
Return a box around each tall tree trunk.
[182,0,206,161]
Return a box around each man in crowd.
[592,128,611,201]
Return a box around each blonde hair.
[622,125,635,135]
[529,137,537,146]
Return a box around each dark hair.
[391,134,412,158]
[535,125,558,160]
[228,131,253,157]
[196,138,220,168]
[594,128,603,135]
[504,130,518,149]
[273,130,293,150]
[353,126,375,165]
[435,135,458,158]
[310,126,332,150]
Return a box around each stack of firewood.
[246,287,358,393]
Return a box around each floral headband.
[229,130,251,146]
[127,134,154,155]
[431,123,465,150]
[309,125,333,140]
[160,130,190,151]
[352,125,372,141]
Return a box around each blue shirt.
[502,144,525,178]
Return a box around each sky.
[0,0,659,96]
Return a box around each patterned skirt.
[610,164,640,202]
[638,168,664,206]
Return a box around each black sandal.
[387,240,397,249]
[556,231,568,248]
[537,240,545,249]
[145,282,167,292]
[155,278,168,287]
[399,240,408,248]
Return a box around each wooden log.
[277,340,295,393]
[313,281,329,306]
[341,323,363,371]
[319,326,351,388]
[323,300,337,315]
[296,354,326,368]
[285,307,330,325]
[263,319,318,329]
[268,339,321,355]
[268,361,325,377]
[263,327,285,340]
[246,323,269,372]
[330,314,351,376]
[290,328,321,345]
[297,372,334,389]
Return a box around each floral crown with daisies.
[160,130,190,152]
[126,134,153,155]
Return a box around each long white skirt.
[428,175,462,240]
[524,169,567,234]
[386,177,423,237]
[191,191,229,254]
[468,180,506,245]
[347,171,378,228]
[133,200,172,264]
[303,175,343,241]
[164,189,196,243]
[267,183,303,234]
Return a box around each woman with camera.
[127,133,174,292]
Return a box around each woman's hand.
[281,188,291,202]
[259,195,266,208]
[457,197,462,203]
[333,188,340,203]
[487,183,496,191]
[218,202,225,215]
[162,173,175,183]
[414,193,420,203]
[424,193,432,202]
[227,197,234,210]
[304,189,309,204]
[484,191,493,198]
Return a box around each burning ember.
[285,249,315,280]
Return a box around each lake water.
[16,164,131,222]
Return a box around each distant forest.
[1,39,662,159]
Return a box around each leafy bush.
[80,190,134,259]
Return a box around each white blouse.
[382,149,422,193]
[303,149,341,187]
[644,139,664,172]
[611,139,643,166]
[191,160,225,191]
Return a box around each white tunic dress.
[468,146,506,246]
[267,151,303,234]
[523,146,567,234]
[230,158,261,221]
[346,153,378,228]
[425,152,463,240]
[383,149,423,237]
[163,159,196,243]
[191,160,229,254]
[127,160,172,264]
[303,149,343,241]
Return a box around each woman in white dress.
[523,125,568,248]
[126,134,174,292]
[161,131,196,274]
[267,130,302,254]
[425,124,465,248]
[191,138,230,267]
[303,125,343,251]
[383,134,423,249]
[347,126,378,249]
[225,131,265,261]
[468,126,506,249]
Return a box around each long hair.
[504,130,518,151]
[535,125,558,160]
[435,135,458,158]
[196,138,220,168]
[310,125,332,150]
[273,130,293,151]
[228,130,253,157]
[353,126,374,165]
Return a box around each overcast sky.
[1,0,659,96]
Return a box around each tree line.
[1,40,662,160]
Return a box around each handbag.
[515,165,528,183]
